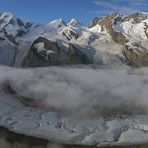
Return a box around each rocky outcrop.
[62,28,79,40]
[123,13,148,23]
[0,126,148,148]
[23,37,89,67]
[123,44,148,66]
[144,22,148,38]
[90,13,128,45]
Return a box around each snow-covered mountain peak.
[0,12,14,20]
[48,18,66,30]
[0,12,17,28]
[88,24,103,34]
[67,18,83,27]
[0,11,147,67]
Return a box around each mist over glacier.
[0,65,148,118]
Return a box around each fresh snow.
[88,24,102,34]
[48,18,66,31]
[34,42,46,53]
[0,12,14,29]
[114,19,148,40]
[67,18,82,28]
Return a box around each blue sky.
[0,0,147,25]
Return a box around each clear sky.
[0,0,147,25]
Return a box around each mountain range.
[1,11,148,147]
[0,12,148,67]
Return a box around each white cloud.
[1,65,148,118]
[93,0,147,15]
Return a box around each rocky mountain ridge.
[0,12,147,67]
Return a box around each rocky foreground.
[0,127,148,148]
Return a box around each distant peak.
[67,18,83,27]
[0,12,17,28]
[0,12,15,19]
[0,11,14,16]
[51,18,64,23]
[48,18,66,29]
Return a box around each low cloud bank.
[1,65,148,118]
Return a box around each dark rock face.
[17,18,24,26]
[23,37,90,67]
[123,13,148,23]
[3,29,19,45]
[123,44,148,66]
[62,30,79,40]
[144,22,148,39]
[0,126,148,148]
